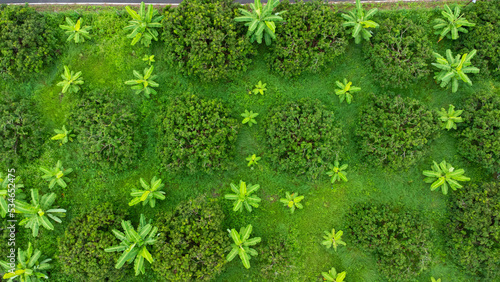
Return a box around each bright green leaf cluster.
[128,176,166,208]
[433,4,475,42]
[50,125,75,145]
[241,110,259,127]
[326,158,348,184]
[438,104,464,130]
[235,0,285,45]
[57,66,84,94]
[226,224,261,269]
[322,267,346,282]
[125,65,159,98]
[39,160,73,189]
[246,154,261,167]
[105,214,158,276]
[279,192,304,214]
[0,242,51,281]
[252,81,267,95]
[335,78,360,104]
[0,174,25,218]
[423,160,470,194]
[14,189,66,237]
[432,49,479,93]
[321,228,346,252]
[225,180,261,212]
[342,0,379,44]
[60,17,91,43]
[124,2,164,47]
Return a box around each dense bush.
[366,15,432,88]
[157,94,239,173]
[458,92,500,175]
[0,4,59,78]
[346,204,433,281]
[257,233,299,280]
[57,203,127,281]
[356,95,438,169]
[463,0,500,78]
[265,98,344,178]
[69,90,141,170]
[162,0,256,82]
[0,94,45,166]
[153,195,228,280]
[447,182,500,279]
[267,0,347,78]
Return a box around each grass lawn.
[1,1,499,281]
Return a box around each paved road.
[2,0,368,5]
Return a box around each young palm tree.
[432,49,479,93]
[105,214,158,276]
[322,228,346,251]
[422,160,470,194]
[50,125,75,145]
[279,192,304,214]
[128,176,166,208]
[59,17,91,43]
[226,224,261,269]
[124,2,164,47]
[241,110,259,127]
[438,104,463,130]
[39,160,73,189]
[224,180,261,212]
[341,0,379,44]
[0,242,52,281]
[322,267,347,282]
[57,66,84,94]
[234,0,285,46]
[433,4,475,42]
[14,189,66,237]
[335,78,361,104]
[124,66,159,98]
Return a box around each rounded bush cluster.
[462,0,500,78]
[162,0,256,82]
[0,94,46,167]
[57,203,127,281]
[366,15,432,89]
[156,94,239,173]
[152,195,228,280]
[265,98,344,178]
[458,92,500,174]
[356,95,439,169]
[346,204,433,281]
[69,90,141,170]
[267,0,347,78]
[0,4,59,78]
[447,182,500,279]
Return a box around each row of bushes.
[345,182,500,281]
[56,195,298,281]
[2,0,499,82]
[2,89,499,175]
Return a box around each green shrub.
[57,203,127,281]
[152,195,228,280]
[447,182,500,279]
[366,15,432,89]
[257,234,299,280]
[0,94,46,167]
[346,204,433,281]
[356,95,439,169]
[69,90,141,170]
[458,92,500,175]
[267,0,347,78]
[162,0,256,82]
[265,98,344,178]
[0,4,59,78]
[156,94,239,173]
[462,0,500,78]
